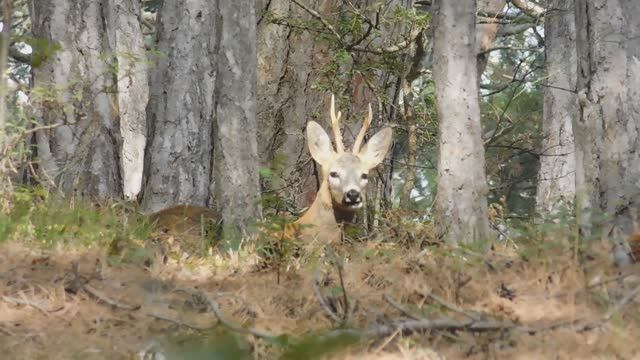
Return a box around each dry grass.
[0,225,639,359]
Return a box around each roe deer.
[293,94,393,243]
[149,95,392,245]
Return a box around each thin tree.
[432,0,491,243]
[535,0,576,217]
[213,0,262,241]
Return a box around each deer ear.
[358,127,393,169]
[307,121,336,166]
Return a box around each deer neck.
[295,181,355,241]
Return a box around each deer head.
[306,95,393,211]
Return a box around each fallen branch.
[1,295,57,315]
[64,262,139,311]
[312,267,343,324]
[365,317,518,338]
[422,289,481,321]
[383,294,421,320]
[83,284,140,311]
[146,312,213,331]
[204,292,276,340]
[604,282,640,321]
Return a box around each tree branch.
[290,0,344,45]
[509,0,545,18]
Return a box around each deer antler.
[330,94,345,153]
[352,103,372,154]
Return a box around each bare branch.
[478,46,542,56]
[497,23,535,37]
[352,27,422,55]
[510,0,545,18]
[290,0,343,45]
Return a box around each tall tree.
[257,0,337,210]
[31,0,145,198]
[432,0,491,243]
[535,0,576,216]
[214,0,262,238]
[574,0,640,249]
[141,0,216,212]
[142,0,261,237]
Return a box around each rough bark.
[257,0,334,209]
[535,0,576,217]
[574,0,640,241]
[104,0,149,200]
[213,0,262,237]
[432,0,491,243]
[141,0,216,212]
[31,0,124,198]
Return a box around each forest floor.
[1,221,640,359]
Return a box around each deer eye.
[361,173,368,180]
[329,171,339,178]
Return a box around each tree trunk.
[257,0,334,210]
[0,0,12,199]
[214,0,262,239]
[104,0,149,200]
[140,0,216,212]
[535,0,576,217]
[432,0,491,243]
[399,78,417,210]
[574,0,640,244]
[31,0,126,198]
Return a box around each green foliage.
[0,187,151,256]
[482,40,545,219]
[23,36,62,68]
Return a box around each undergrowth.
[0,188,639,359]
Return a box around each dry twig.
[203,292,276,340]
[64,262,139,311]
[146,312,212,331]
[312,267,343,324]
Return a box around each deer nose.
[345,189,361,203]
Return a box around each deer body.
[150,95,392,245]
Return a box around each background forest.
[0,0,639,359]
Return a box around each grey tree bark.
[140,0,216,212]
[535,0,576,217]
[214,0,262,238]
[432,0,491,243]
[257,0,334,209]
[105,0,149,200]
[32,0,128,198]
[574,0,640,248]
